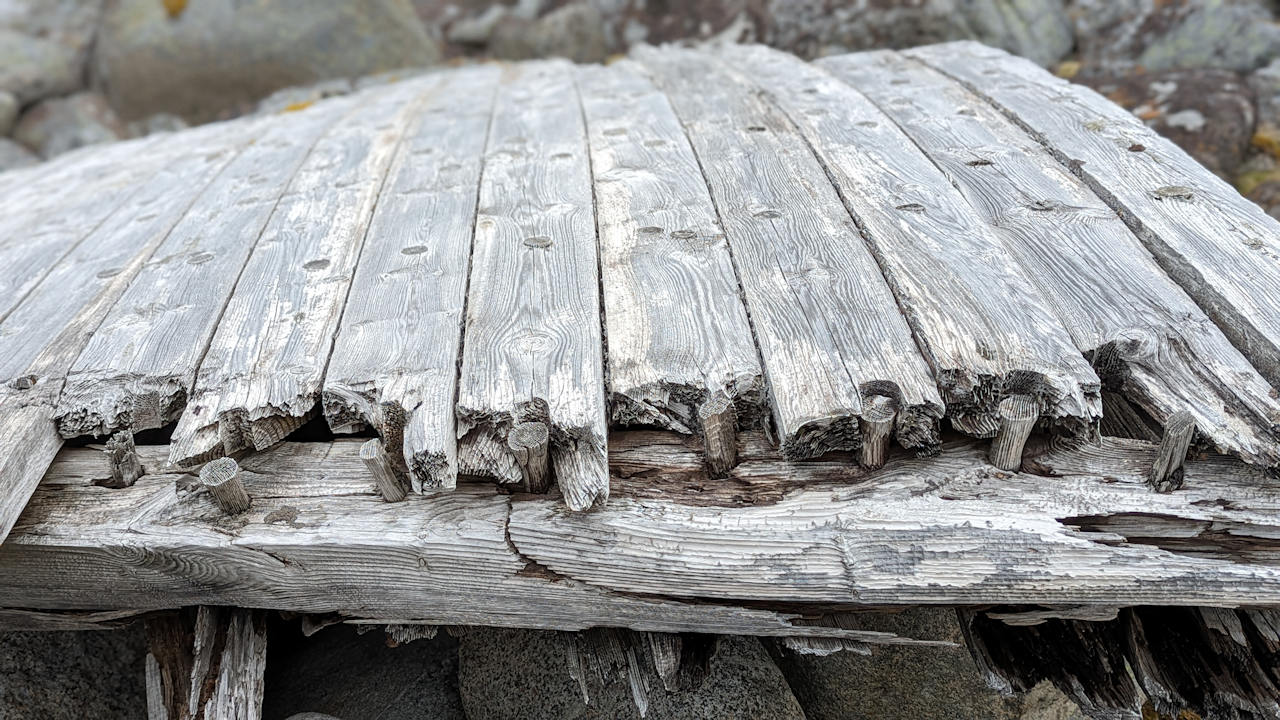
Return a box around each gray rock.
[126,112,189,139]
[0,628,147,720]
[12,91,126,158]
[91,0,442,123]
[768,608,1085,720]
[0,90,16,135]
[0,27,81,104]
[458,628,804,720]
[489,2,610,63]
[0,0,105,69]
[0,137,38,171]
[1251,57,1280,126]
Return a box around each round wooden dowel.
[860,395,898,469]
[103,431,143,488]
[989,395,1038,471]
[698,392,737,477]
[200,457,251,515]
[1150,411,1196,492]
[361,438,410,502]
[508,422,551,493]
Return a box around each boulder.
[0,0,105,68]
[458,628,805,720]
[12,91,126,158]
[91,0,441,123]
[1076,68,1256,179]
[126,111,188,138]
[0,628,147,719]
[0,89,17,135]
[488,2,610,63]
[768,608,1086,720]
[0,27,82,104]
[0,136,39,171]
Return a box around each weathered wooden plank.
[909,40,1280,391]
[56,103,351,440]
[323,65,499,492]
[168,79,435,467]
[575,60,765,439]
[715,44,1100,439]
[145,607,268,720]
[456,61,609,510]
[632,45,944,458]
[6,434,1280,619]
[823,49,1280,468]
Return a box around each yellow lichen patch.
[162,0,187,19]
[605,53,628,66]
[1054,60,1081,79]
[1252,126,1280,159]
[1235,168,1280,196]
[281,100,315,114]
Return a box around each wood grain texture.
[169,79,434,467]
[632,45,944,458]
[7,434,1280,617]
[716,43,1100,440]
[576,60,764,434]
[56,103,349,439]
[145,607,268,720]
[824,49,1280,468]
[323,65,500,492]
[455,60,609,510]
[909,40,1280,392]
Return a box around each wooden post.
[1150,411,1196,492]
[508,421,551,493]
[360,438,410,502]
[200,457,250,515]
[989,395,1038,471]
[698,392,737,477]
[145,607,267,720]
[103,431,143,488]
[860,395,898,469]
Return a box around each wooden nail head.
[860,394,898,469]
[698,392,737,477]
[199,457,250,515]
[989,395,1038,471]
[508,421,551,493]
[361,438,410,502]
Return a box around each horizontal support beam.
[2,433,1280,637]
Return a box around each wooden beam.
[146,607,268,720]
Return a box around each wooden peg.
[1150,411,1196,492]
[102,431,143,488]
[698,392,737,477]
[508,422,551,493]
[860,395,898,469]
[199,457,250,515]
[361,438,410,502]
[989,395,1038,471]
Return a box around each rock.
[489,2,610,63]
[1244,175,1280,218]
[0,628,147,719]
[262,622,464,720]
[0,137,38,170]
[764,0,1073,66]
[0,0,105,69]
[768,608,1086,720]
[12,91,126,158]
[126,112,189,138]
[458,628,805,720]
[91,0,442,123]
[1076,68,1256,178]
[0,89,17,135]
[0,27,82,104]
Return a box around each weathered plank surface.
[910,40,1280,391]
[169,79,433,467]
[716,43,1101,439]
[323,65,499,492]
[56,102,350,439]
[823,50,1280,468]
[576,60,764,435]
[455,61,609,510]
[633,45,945,458]
[146,607,268,720]
[6,434,1280,619]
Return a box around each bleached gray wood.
[169,79,435,467]
[103,431,142,488]
[0,401,63,544]
[360,438,409,502]
[507,421,551,493]
[575,60,764,435]
[1151,410,1196,492]
[909,40,1280,392]
[200,457,250,515]
[455,60,609,511]
[145,607,267,720]
[697,391,737,477]
[204,608,268,720]
[859,394,897,469]
[714,43,1101,440]
[824,49,1280,469]
[989,394,1038,470]
[323,65,500,493]
[632,45,944,459]
[0,608,149,631]
[56,104,349,439]
[9,435,1280,618]
[145,653,166,720]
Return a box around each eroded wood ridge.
[910,41,1280,397]
[576,60,765,438]
[456,60,609,510]
[632,44,944,460]
[103,431,142,489]
[56,103,350,440]
[169,79,436,468]
[825,49,1280,469]
[146,607,268,720]
[323,65,501,493]
[711,44,1098,442]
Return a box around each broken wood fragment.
[989,395,1038,470]
[102,431,143,488]
[1150,410,1195,492]
[145,607,267,720]
[199,457,250,515]
[859,394,898,469]
[697,392,737,477]
[360,438,409,502]
[508,421,551,493]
